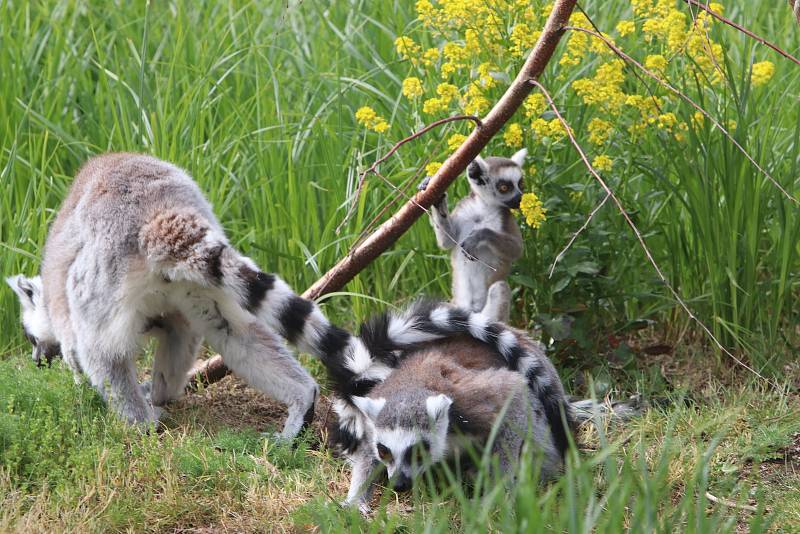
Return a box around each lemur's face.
[352,393,452,492]
[5,275,61,367]
[467,148,527,209]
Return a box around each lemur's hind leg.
[149,312,201,407]
[481,281,511,323]
[181,292,318,440]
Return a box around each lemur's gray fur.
[5,153,364,439]
[327,295,574,513]
[350,338,563,504]
[419,149,526,321]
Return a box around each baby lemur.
[6,153,369,439]
[420,149,527,321]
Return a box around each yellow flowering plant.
[349,0,791,352]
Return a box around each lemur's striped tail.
[329,299,575,459]
[221,255,357,365]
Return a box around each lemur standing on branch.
[6,153,366,440]
[419,149,527,322]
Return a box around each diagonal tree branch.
[185,0,578,390]
[302,0,578,300]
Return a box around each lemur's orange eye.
[498,184,509,193]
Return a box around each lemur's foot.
[417,175,432,191]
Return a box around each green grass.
[1,0,799,531]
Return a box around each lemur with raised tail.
[6,153,368,439]
[419,149,527,321]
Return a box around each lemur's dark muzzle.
[391,473,413,493]
[505,193,522,209]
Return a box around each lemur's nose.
[391,473,413,492]
[505,192,522,209]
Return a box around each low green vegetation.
[1,0,798,531]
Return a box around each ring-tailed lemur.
[5,153,366,439]
[419,149,527,321]
[323,297,575,513]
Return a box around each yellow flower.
[510,23,538,57]
[416,0,437,26]
[463,82,490,115]
[547,118,570,140]
[503,123,524,147]
[709,2,723,13]
[402,77,424,99]
[477,62,497,89]
[447,133,467,151]
[395,36,421,62]
[587,118,613,145]
[616,20,635,36]
[657,112,678,131]
[519,192,547,228]
[425,161,442,176]
[355,106,390,133]
[531,118,550,138]
[691,111,704,127]
[751,61,775,87]
[436,82,459,103]
[423,98,442,114]
[523,93,546,118]
[422,47,440,66]
[592,154,613,171]
[645,54,667,73]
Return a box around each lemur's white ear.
[473,155,489,172]
[510,148,528,167]
[468,155,490,184]
[352,396,386,421]
[426,394,453,423]
[5,275,40,309]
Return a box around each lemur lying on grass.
[325,294,577,513]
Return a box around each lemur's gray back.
[41,154,219,334]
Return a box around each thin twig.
[705,491,759,513]
[567,26,800,207]
[686,0,727,83]
[548,192,610,278]
[682,0,800,66]
[336,115,482,234]
[529,79,779,389]
[576,3,663,114]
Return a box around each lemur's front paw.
[417,176,432,191]
[418,176,447,208]
[459,240,479,262]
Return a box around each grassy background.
[1,0,799,531]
